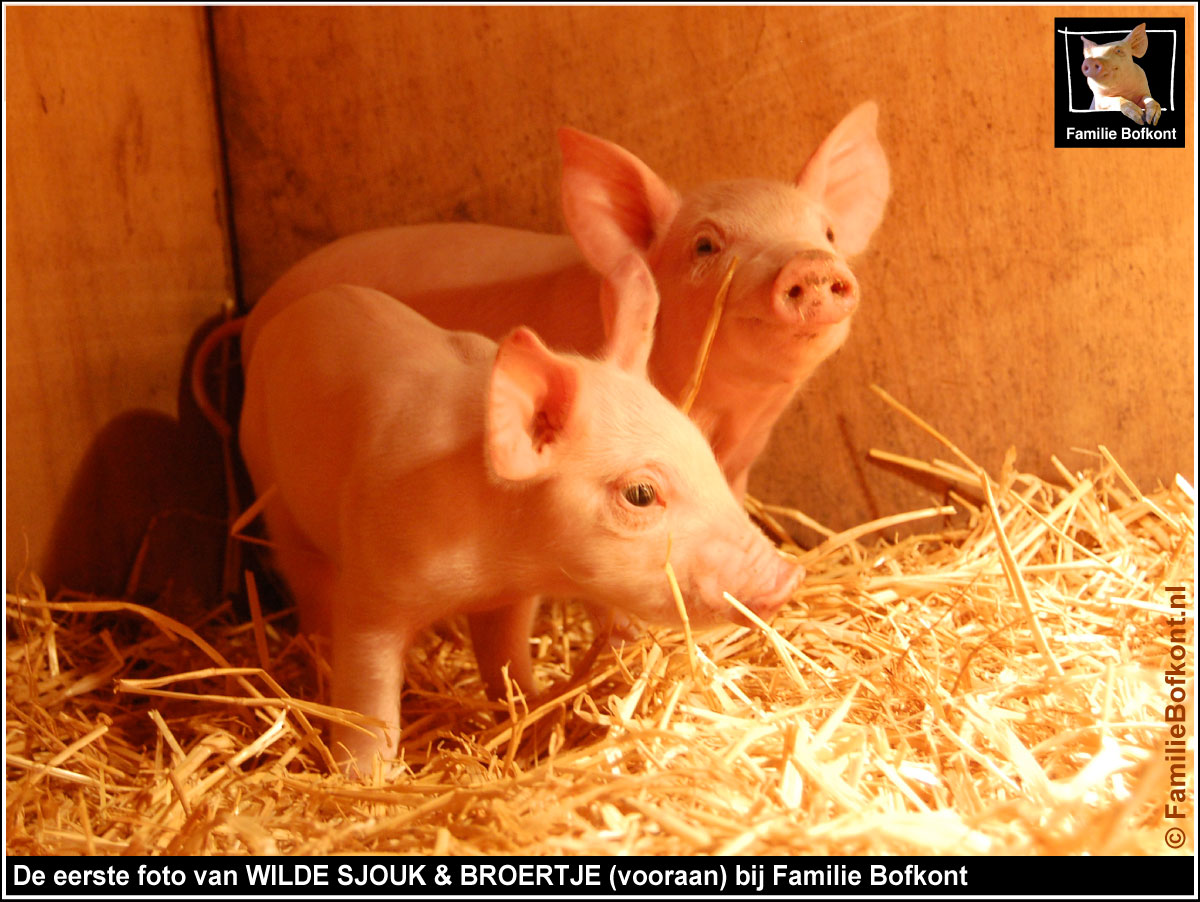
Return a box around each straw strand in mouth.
[679,256,739,416]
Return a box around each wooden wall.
[5,7,233,595]
[212,5,1195,533]
[5,6,1195,591]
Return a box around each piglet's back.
[240,284,495,551]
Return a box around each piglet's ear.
[558,127,681,277]
[599,253,659,377]
[795,101,890,257]
[1080,36,1097,54]
[1126,23,1148,58]
[487,327,579,482]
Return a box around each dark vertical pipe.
[203,6,246,314]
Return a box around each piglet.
[244,103,889,499]
[1081,23,1161,125]
[238,258,803,773]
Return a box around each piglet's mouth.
[733,314,839,341]
[776,301,857,330]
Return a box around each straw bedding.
[5,389,1194,856]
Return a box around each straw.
[8,421,1191,854]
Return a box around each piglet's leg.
[328,601,408,777]
[469,597,540,704]
[583,602,640,645]
[1118,98,1145,124]
[728,467,751,504]
[1143,97,1162,126]
[262,502,337,638]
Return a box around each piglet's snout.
[772,251,859,326]
[1080,58,1106,79]
[735,551,804,622]
[708,536,804,626]
[686,535,803,626]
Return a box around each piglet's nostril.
[831,280,849,296]
[787,285,802,300]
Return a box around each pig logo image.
[1080,23,1162,125]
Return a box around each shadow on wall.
[37,318,256,622]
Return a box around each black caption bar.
[4,855,1195,898]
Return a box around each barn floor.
[5,400,1194,856]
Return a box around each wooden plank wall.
[5,6,1194,594]
[212,5,1194,536]
[5,7,233,595]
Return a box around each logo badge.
[1056,17,1185,148]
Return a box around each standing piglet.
[239,258,802,773]
[244,103,889,498]
[1080,23,1162,125]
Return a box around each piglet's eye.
[623,483,657,507]
[825,227,836,244]
[695,236,717,257]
